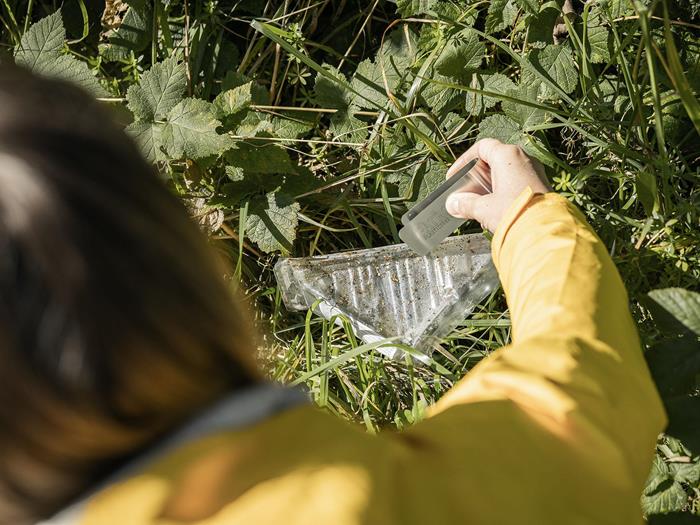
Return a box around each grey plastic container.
[274,233,499,361]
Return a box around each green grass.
[2,0,700,518]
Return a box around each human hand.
[444,139,551,233]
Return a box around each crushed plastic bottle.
[274,233,499,362]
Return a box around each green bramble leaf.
[14,10,107,97]
[395,0,439,16]
[161,99,231,159]
[528,5,560,45]
[14,11,64,68]
[100,3,152,61]
[524,44,579,98]
[465,73,516,116]
[642,456,688,515]
[399,160,446,203]
[225,142,296,174]
[586,9,613,64]
[502,83,549,129]
[515,0,539,15]
[125,121,167,163]
[649,288,700,337]
[477,114,545,161]
[246,192,299,253]
[315,66,354,111]
[214,82,253,116]
[434,29,484,79]
[127,56,187,121]
[486,0,519,33]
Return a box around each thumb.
[445,192,482,220]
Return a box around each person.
[0,64,665,525]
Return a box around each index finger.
[446,138,503,178]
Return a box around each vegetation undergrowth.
[1,0,699,519]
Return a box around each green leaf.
[14,11,107,97]
[465,73,516,115]
[161,99,230,159]
[225,141,296,174]
[14,11,64,69]
[586,9,613,64]
[29,54,107,97]
[434,29,484,79]
[420,70,461,116]
[524,44,579,98]
[670,461,700,485]
[528,5,560,45]
[649,288,700,336]
[127,56,187,121]
[329,112,368,146]
[636,169,659,215]
[502,83,549,129]
[478,114,547,162]
[246,192,299,253]
[214,82,254,119]
[486,0,519,33]
[514,0,539,14]
[100,3,152,61]
[642,456,688,515]
[399,160,446,202]
[126,120,167,163]
[395,0,439,16]
[315,66,353,111]
[269,114,315,140]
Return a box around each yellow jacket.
[64,191,667,525]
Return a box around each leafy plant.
[2,0,699,518]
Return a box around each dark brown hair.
[0,66,259,523]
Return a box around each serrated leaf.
[127,56,187,121]
[351,59,394,109]
[502,83,549,128]
[214,82,254,119]
[515,0,539,14]
[670,461,700,485]
[126,120,167,162]
[649,288,700,336]
[225,142,296,174]
[465,73,516,115]
[434,29,484,79]
[529,5,560,45]
[523,45,578,99]
[477,114,545,160]
[395,0,439,16]
[329,112,368,146]
[586,9,612,64]
[100,3,152,61]
[14,11,107,97]
[315,66,353,110]
[162,99,230,159]
[399,160,446,202]
[486,0,519,33]
[14,11,64,68]
[642,456,688,515]
[269,114,315,140]
[421,70,461,116]
[246,192,299,253]
[29,54,107,97]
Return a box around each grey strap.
[38,383,308,525]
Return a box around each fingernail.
[445,194,460,216]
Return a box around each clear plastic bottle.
[275,233,499,361]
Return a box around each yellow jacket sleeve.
[77,190,668,525]
[403,190,667,523]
